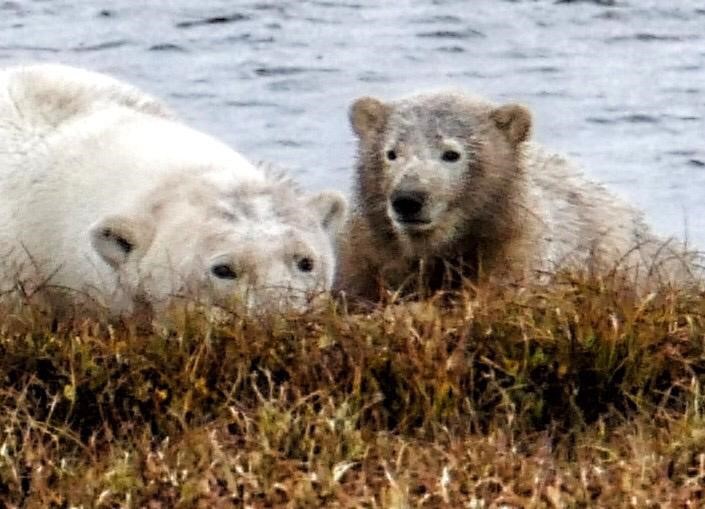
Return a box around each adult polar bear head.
[87,165,346,314]
[0,64,346,314]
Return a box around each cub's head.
[350,91,532,255]
[89,175,346,313]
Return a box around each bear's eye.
[211,264,238,280]
[386,150,397,161]
[441,150,461,162]
[297,257,314,273]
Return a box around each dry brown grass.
[1,271,705,507]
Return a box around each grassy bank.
[1,273,705,507]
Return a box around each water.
[1,0,704,245]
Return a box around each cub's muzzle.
[390,189,430,225]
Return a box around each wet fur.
[337,91,694,302]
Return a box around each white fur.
[0,64,346,313]
[520,143,697,282]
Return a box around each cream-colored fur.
[0,64,346,314]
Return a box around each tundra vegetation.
[1,266,705,507]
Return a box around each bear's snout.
[390,189,429,224]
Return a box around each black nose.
[391,190,427,219]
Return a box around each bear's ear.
[90,215,155,269]
[349,97,390,139]
[490,103,532,146]
[307,190,348,241]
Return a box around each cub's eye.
[441,150,461,162]
[385,150,397,161]
[297,257,314,273]
[211,264,237,280]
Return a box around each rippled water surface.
[1,0,704,244]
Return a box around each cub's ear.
[307,190,348,241]
[349,96,390,139]
[490,103,532,146]
[90,215,155,269]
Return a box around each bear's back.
[0,64,172,137]
[523,143,693,282]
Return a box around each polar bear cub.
[0,64,346,314]
[336,90,693,300]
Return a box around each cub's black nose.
[391,190,428,220]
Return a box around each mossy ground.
[1,272,705,507]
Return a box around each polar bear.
[336,90,694,300]
[0,64,346,314]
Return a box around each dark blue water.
[1,0,704,245]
